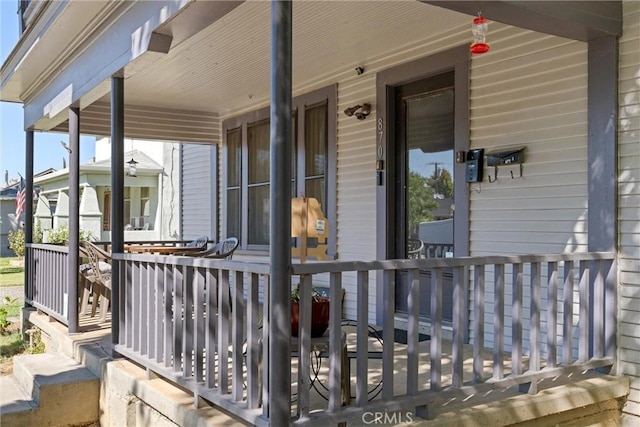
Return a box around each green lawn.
[0,258,24,287]
[2,298,22,318]
[0,330,24,359]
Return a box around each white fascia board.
[0,0,66,102]
[23,0,190,130]
[1,1,119,103]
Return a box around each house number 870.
[377,117,384,158]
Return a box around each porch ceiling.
[93,1,469,118]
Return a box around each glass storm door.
[394,72,455,321]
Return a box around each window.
[223,85,336,252]
[102,190,111,231]
[304,103,327,211]
[227,129,242,241]
[124,187,131,227]
[140,187,150,226]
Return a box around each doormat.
[369,328,430,344]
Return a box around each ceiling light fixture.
[127,158,138,177]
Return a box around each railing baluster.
[142,262,150,356]
[133,261,141,352]
[298,274,312,418]
[430,267,442,392]
[356,270,369,406]
[48,251,53,314]
[126,260,133,348]
[604,259,616,359]
[562,261,574,365]
[173,266,184,373]
[382,269,395,400]
[473,265,485,382]
[155,263,163,363]
[512,263,523,376]
[164,264,173,368]
[184,267,194,378]
[145,262,153,358]
[407,268,420,395]
[329,272,344,413]
[452,266,464,388]
[593,260,604,359]
[547,261,558,368]
[205,268,217,388]
[262,275,270,418]
[247,273,260,409]
[218,269,230,394]
[50,251,54,314]
[493,264,504,380]
[525,262,541,394]
[195,267,206,383]
[578,261,589,362]
[182,267,196,378]
[232,271,244,402]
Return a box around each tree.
[407,171,438,236]
[427,167,453,199]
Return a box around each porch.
[22,243,625,425]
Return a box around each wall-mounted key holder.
[486,147,525,182]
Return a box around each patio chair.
[184,237,239,259]
[171,235,210,256]
[78,244,111,316]
[79,241,112,322]
[186,235,209,249]
[407,238,424,259]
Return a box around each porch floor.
[23,310,628,426]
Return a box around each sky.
[0,1,95,185]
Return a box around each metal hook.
[488,166,497,183]
[510,164,523,179]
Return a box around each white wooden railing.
[110,251,615,426]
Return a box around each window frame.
[221,84,337,255]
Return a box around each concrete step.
[1,352,100,427]
[0,375,36,417]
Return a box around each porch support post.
[588,36,617,253]
[24,130,34,306]
[587,36,617,359]
[269,1,292,424]
[111,76,125,346]
[68,107,80,334]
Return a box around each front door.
[393,71,455,321]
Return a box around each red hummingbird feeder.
[470,15,490,55]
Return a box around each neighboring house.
[1,1,638,425]
[34,139,180,241]
[1,169,55,257]
[0,185,19,257]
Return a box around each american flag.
[15,177,27,219]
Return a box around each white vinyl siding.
[467,26,588,354]
[469,26,588,256]
[336,74,378,322]
[619,0,640,419]
[180,143,216,240]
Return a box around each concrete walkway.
[0,285,24,302]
